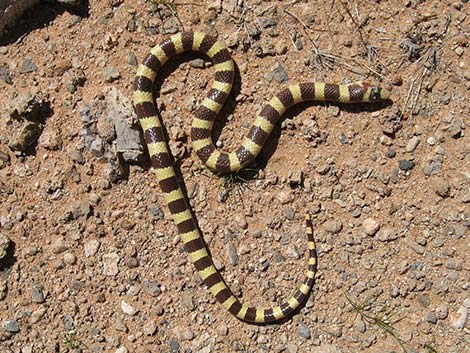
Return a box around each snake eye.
[369,87,381,102]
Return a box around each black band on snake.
[133,31,390,323]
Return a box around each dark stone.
[0,66,12,84]
[20,58,38,73]
[398,160,414,171]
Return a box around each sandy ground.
[0,0,469,352]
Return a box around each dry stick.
[163,0,201,6]
[283,8,384,78]
[283,9,320,51]
[411,67,428,111]
[283,8,334,72]
[155,1,185,31]
[402,45,439,116]
[338,0,369,54]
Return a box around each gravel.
[324,220,343,234]
[0,65,12,84]
[121,300,138,316]
[297,324,311,339]
[31,283,46,303]
[426,312,437,324]
[406,136,420,152]
[20,58,37,73]
[3,320,19,333]
[103,65,121,82]
[435,304,449,320]
[226,242,239,266]
[103,252,120,276]
[363,218,380,235]
[0,234,11,259]
[398,160,415,171]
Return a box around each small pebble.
[385,148,396,158]
[398,160,414,171]
[30,307,47,324]
[103,252,120,276]
[32,283,46,303]
[217,323,228,336]
[297,324,311,339]
[63,252,76,265]
[20,58,38,73]
[189,58,205,68]
[104,65,120,82]
[324,220,342,234]
[121,300,138,316]
[426,312,437,324]
[451,303,468,330]
[277,190,294,204]
[435,304,448,320]
[143,320,157,336]
[0,235,11,259]
[143,280,161,297]
[406,136,420,152]
[363,218,380,235]
[271,63,288,83]
[84,239,100,257]
[226,243,239,266]
[169,338,179,353]
[3,320,19,333]
[435,181,450,198]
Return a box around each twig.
[339,0,369,54]
[283,9,319,51]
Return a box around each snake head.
[348,81,390,102]
[363,82,391,102]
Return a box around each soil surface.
[0,1,469,353]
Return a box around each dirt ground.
[0,0,469,352]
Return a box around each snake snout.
[380,87,391,101]
[368,86,390,102]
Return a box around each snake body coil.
[133,32,389,323]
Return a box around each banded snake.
[133,31,390,323]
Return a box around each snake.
[133,31,390,323]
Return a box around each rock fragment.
[297,324,311,339]
[3,319,19,333]
[84,239,100,257]
[104,65,120,82]
[20,58,37,73]
[451,299,469,329]
[121,300,137,316]
[324,220,342,234]
[363,218,380,235]
[398,160,414,171]
[4,92,50,153]
[0,65,12,84]
[0,235,11,259]
[103,252,120,276]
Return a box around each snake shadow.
[0,0,90,46]
[0,240,16,274]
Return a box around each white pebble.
[451,306,468,330]
[84,239,100,257]
[103,252,120,276]
[363,218,380,235]
[406,136,420,152]
[121,300,137,316]
[63,252,76,265]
